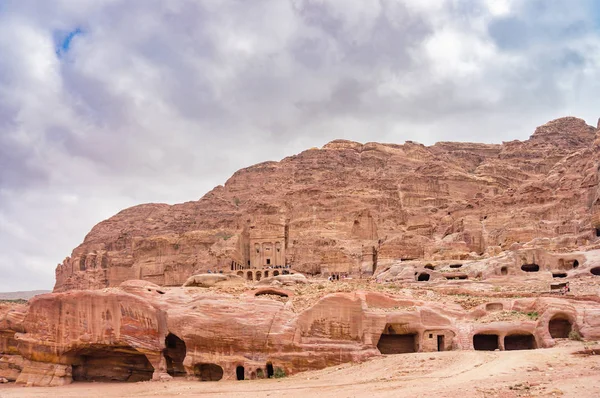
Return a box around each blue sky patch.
[54,28,83,57]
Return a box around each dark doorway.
[521,264,540,272]
[504,334,535,350]
[194,363,223,381]
[266,258,271,265]
[424,264,435,270]
[417,273,430,282]
[236,365,245,381]
[473,334,499,351]
[552,272,567,278]
[69,345,154,382]
[501,266,508,275]
[377,334,417,354]
[164,333,187,377]
[549,316,572,338]
[591,267,600,276]
[572,260,579,269]
[266,362,274,378]
[437,335,445,351]
[247,271,253,281]
[596,228,600,237]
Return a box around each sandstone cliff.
[54,117,600,291]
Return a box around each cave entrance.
[596,228,600,237]
[237,271,243,277]
[549,316,572,338]
[437,335,445,352]
[504,334,536,350]
[572,260,579,269]
[164,333,186,377]
[256,271,262,281]
[69,345,154,382]
[501,266,508,275]
[194,363,223,381]
[266,362,274,378]
[273,270,280,276]
[591,267,600,276]
[424,264,435,270]
[247,271,253,281]
[377,325,417,354]
[417,273,430,282]
[473,334,499,351]
[521,264,540,272]
[552,272,567,278]
[236,365,245,380]
[449,264,462,269]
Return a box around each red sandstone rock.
[53,117,600,291]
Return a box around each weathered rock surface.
[2,279,600,386]
[54,117,600,291]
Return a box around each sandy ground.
[2,341,599,398]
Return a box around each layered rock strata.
[2,279,600,386]
[54,117,600,291]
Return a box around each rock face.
[2,280,600,386]
[53,117,600,291]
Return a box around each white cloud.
[0,0,599,291]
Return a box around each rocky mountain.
[54,117,600,291]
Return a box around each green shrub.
[569,330,583,341]
[526,311,539,320]
[273,367,286,378]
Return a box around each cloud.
[0,0,599,291]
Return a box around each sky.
[1,0,599,292]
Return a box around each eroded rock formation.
[2,275,600,386]
[54,117,600,291]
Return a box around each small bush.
[569,330,583,341]
[273,367,286,378]
[526,311,539,320]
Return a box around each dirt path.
[2,342,599,397]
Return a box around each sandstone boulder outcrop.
[2,281,600,386]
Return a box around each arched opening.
[264,271,269,278]
[424,264,435,270]
[449,264,462,269]
[501,266,508,275]
[256,368,264,379]
[473,334,499,351]
[504,334,536,350]
[266,362,274,378]
[194,363,223,381]
[236,365,245,381]
[250,371,256,380]
[444,274,468,280]
[417,273,430,282]
[377,324,417,354]
[591,267,600,276]
[255,289,289,297]
[549,315,572,338]
[521,264,539,272]
[273,270,280,276]
[247,271,253,281]
[237,271,243,277]
[572,260,579,269]
[256,271,262,281]
[486,303,503,312]
[69,345,154,382]
[164,333,186,377]
[552,272,567,278]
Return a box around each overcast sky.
[1,0,599,292]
